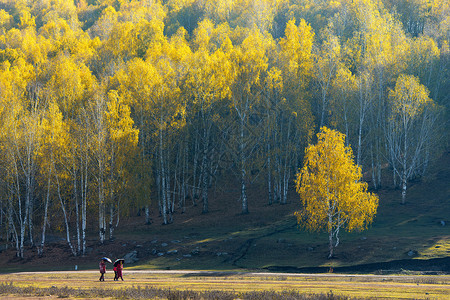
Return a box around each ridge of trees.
[0,0,447,258]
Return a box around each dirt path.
[11,269,450,280]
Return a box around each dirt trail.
[11,269,449,279]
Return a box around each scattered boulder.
[407,250,417,257]
[167,250,178,255]
[124,250,139,263]
[161,243,168,247]
[440,220,446,226]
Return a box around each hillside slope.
[0,151,449,274]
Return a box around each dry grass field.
[0,270,448,299]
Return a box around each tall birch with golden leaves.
[186,19,233,214]
[386,74,441,204]
[104,90,139,239]
[295,127,378,259]
[230,27,269,214]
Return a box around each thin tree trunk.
[282,116,293,205]
[402,119,408,204]
[328,224,334,259]
[73,166,80,255]
[371,145,377,190]
[201,128,209,213]
[55,172,76,256]
[81,152,88,255]
[19,178,27,259]
[38,176,51,256]
[109,205,114,240]
[145,206,150,224]
[240,116,248,214]
[99,163,106,243]
[267,141,272,205]
[181,139,187,213]
[160,127,168,225]
[8,198,19,257]
[192,130,199,206]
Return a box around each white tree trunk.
[55,172,76,256]
[240,116,248,214]
[38,177,51,256]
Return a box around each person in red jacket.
[113,265,118,281]
[116,261,124,281]
[99,260,106,281]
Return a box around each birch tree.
[37,102,73,255]
[91,92,108,243]
[295,127,379,259]
[104,90,139,239]
[386,74,440,204]
[313,31,341,128]
[0,57,39,258]
[230,27,269,214]
[186,19,233,213]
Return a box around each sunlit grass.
[419,237,450,259]
[0,271,448,299]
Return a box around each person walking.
[99,259,106,281]
[116,260,124,281]
[113,265,118,281]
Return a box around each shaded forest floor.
[0,151,449,274]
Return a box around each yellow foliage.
[0,9,13,33]
[266,67,283,92]
[90,6,119,40]
[45,54,95,116]
[187,23,234,106]
[279,18,315,88]
[19,9,36,29]
[389,74,431,119]
[38,101,71,175]
[232,27,270,94]
[295,127,379,234]
[106,90,139,158]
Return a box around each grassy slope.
[121,151,450,272]
[0,152,448,274]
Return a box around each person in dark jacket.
[113,265,118,281]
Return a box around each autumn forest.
[0,0,448,259]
